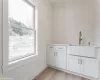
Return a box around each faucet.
[79,31,83,45]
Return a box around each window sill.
[8,53,39,71]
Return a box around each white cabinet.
[81,57,99,78]
[67,55,99,78]
[47,45,99,79]
[47,50,56,67]
[67,46,96,58]
[47,46,67,69]
[67,55,81,73]
[56,48,66,69]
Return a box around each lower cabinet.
[81,57,99,78]
[47,45,99,79]
[67,55,81,74]
[56,50,66,69]
[67,55,99,78]
[47,46,67,69]
[47,50,56,67]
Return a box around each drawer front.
[55,46,66,51]
[47,46,55,50]
[48,46,66,51]
[67,46,96,58]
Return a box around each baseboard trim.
[47,65,98,80]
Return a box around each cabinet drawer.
[47,46,55,50]
[55,46,66,51]
[48,46,66,51]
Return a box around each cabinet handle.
[80,59,82,64]
[54,52,57,56]
[54,52,55,56]
[79,59,82,64]
[56,52,58,56]
[78,59,80,64]
[59,48,63,49]
[50,47,53,48]
[78,59,83,64]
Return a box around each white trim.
[24,0,37,7]
[3,0,9,74]
[1,0,3,74]
[0,75,13,80]
[48,65,99,80]
[9,53,36,62]
[8,53,39,71]
[8,0,36,62]
[2,0,38,74]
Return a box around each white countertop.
[47,44,100,48]
[47,44,70,46]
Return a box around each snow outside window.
[8,0,36,62]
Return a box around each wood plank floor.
[34,67,87,80]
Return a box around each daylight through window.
[9,0,36,61]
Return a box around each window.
[8,0,36,62]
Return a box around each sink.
[67,46,96,58]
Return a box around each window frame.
[8,0,36,62]
[2,0,38,74]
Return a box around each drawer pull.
[59,48,63,49]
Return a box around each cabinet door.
[56,49,66,69]
[47,50,56,67]
[81,57,99,78]
[67,55,81,73]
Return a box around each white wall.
[94,0,100,46]
[0,0,52,80]
[94,0,100,64]
[52,0,95,45]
